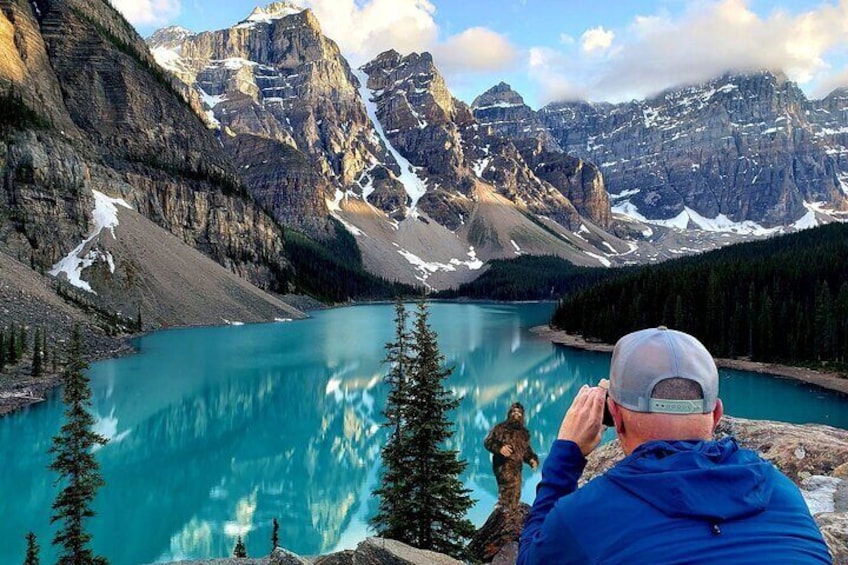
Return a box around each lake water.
[2,302,847,564]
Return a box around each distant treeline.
[436,255,614,301]
[284,219,420,302]
[552,223,848,367]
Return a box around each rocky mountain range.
[474,73,848,231]
[147,2,641,289]
[4,0,848,332]
[147,2,848,291]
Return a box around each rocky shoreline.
[0,334,135,416]
[532,326,848,396]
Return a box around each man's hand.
[557,384,606,456]
[530,458,538,470]
[500,444,514,457]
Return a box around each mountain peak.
[471,82,526,110]
[147,25,196,46]
[245,2,303,23]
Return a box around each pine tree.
[0,329,5,369]
[19,324,27,356]
[233,536,247,558]
[370,299,416,542]
[271,518,279,551]
[32,327,42,377]
[402,301,474,558]
[48,327,108,565]
[24,532,39,565]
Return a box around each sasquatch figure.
[484,402,539,508]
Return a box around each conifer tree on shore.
[233,536,247,558]
[271,518,279,551]
[31,327,43,377]
[370,299,415,542]
[23,532,39,565]
[48,327,108,565]
[8,322,17,363]
[372,300,474,559]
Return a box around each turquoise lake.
[2,302,847,564]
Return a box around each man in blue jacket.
[518,326,832,564]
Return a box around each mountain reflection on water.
[1,302,846,564]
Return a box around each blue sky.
[116,0,848,107]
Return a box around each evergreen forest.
[436,255,614,301]
[552,223,848,368]
[283,219,420,302]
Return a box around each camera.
[598,379,614,427]
[602,391,614,427]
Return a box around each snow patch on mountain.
[613,200,781,235]
[151,46,186,73]
[584,251,611,267]
[395,245,483,285]
[49,191,133,294]
[354,69,427,211]
[238,2,303,28]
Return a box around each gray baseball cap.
[609,326,718,414]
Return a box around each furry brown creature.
[484,402,539,508]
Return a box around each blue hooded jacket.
[518,437,831,564]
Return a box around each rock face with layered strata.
[358,50,598,232]
[148,2,393,234]
[472,82,560,152]
[538,71,848,227]
[0,0,300,326]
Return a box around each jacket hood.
[605,437,774,522]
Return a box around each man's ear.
[609,398,625,436]
[711,398,724,432]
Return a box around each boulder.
[817,513,848,565]
[491,542,519,565]
[351,537,463,565]
[311,550,354,565]
[468,503,530,562]
[270,547,312,565]
[583,416,848,484]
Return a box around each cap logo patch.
[648,398,705,414]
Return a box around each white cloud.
[531,0,848,104]
[580,26,614,54]
[559,33,575,45]
[301,0,516,76]
[813,65,848,98]
[528,47,586,103]
[433,27,519,73]
[109,0,180,26]
[301,0,438,65]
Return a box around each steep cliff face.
[359,51,608,232]
[148,2,395,235]
[357,49,475,228]
[472,82,560,152]
[539,71,848,228]
[149,7,632,286]
[0,0,298,325]
[469,82,612,229]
